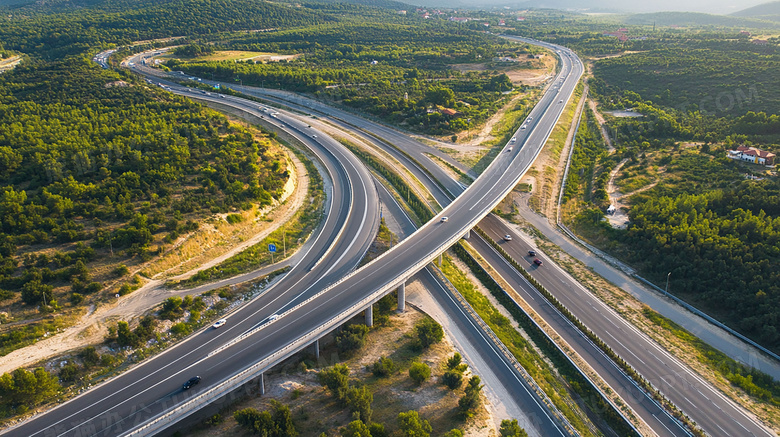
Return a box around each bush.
[371,356,395,377]
[458,375,483,416]
[414,318,443,349]
[345,385,373,424]
[444,430,464,437]
[397,411,431,437]
[113,264,130,276]
[408,362,431,385]
[318,364,350,401]
[80,346,100,368]
[442,369,463,390]
[159,296,184,320]
[59,362,80,382]
[499,419,529,437]
[171,322,192,336]
[336,324,370,353]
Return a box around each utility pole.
[283,230,286,258]
[665,272,671,295]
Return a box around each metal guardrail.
[469,236,642,436]
[121,41,584,436]
[427,265,580,437]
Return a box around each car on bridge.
[182,376,201,390]
[212,319,226,329]
[533,258,543,266]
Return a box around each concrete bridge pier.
[397,282,406,313]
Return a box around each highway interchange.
[3,37,777,437]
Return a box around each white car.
[503,235,513,241]
[510,137,516,142]
[269,314,280,322]
[440,217,449,223]
[507,147,513,152]
[212,319,226,329]
[521,125,526,129]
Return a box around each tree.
[441,369,463,390]
[414,318,443,349]
[343,419,372,437]
[345,385,373,424]
[80,346,100,368]
[318,364,350,401]
[159,296,184,320]
[0,367,60,408]
[371,356,395,377]
[397,410,432,437]
[116,321,140,348]
[446,353,463,370]
[408,362,431,385]
[458,375,483,415]
[499,419,528,437]
[20,279,53,306]
[443,430,464,437]
[336,324,370,353]
[270,400,297,437]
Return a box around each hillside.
[732,0,780,22]
[623,11,780,28]
[0,0,335,57]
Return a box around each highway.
[7,40,582,437]
[227,38,777,436]
[12,34,770,437]
[3,78,381,437]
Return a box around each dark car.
[182,376,201,390]
[528,250,536,257]
[533,258,543,266]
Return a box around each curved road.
[3,75,380,437]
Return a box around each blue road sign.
[268,243,277,253]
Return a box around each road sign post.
[269,243,277,263]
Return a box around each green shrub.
[408,362,431,385]
[371,356,395,377]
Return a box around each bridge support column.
[397,282,406,313]
[260,372,265,395]
[463,229,471,239]
[313,339,320,360]
[365,305,373,327]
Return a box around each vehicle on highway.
[503,235,512,241]
[521,125,526,129]
[312,134,318,138]
[506,147,512,152]
[212,319,226,329]
[528,250,536,256]
[268,314,280,322]
[440,216,449,223]
[559,100,563,103]
[182,376,201,390]
[533,258,543,266]
[510,137,516,142]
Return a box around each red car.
[533,258,543,266]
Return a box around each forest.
[168,22,532,134]
[0,57,288,325]
[562,28,780,350]
[0,0,334,58]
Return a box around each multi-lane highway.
[6,40,581,437]
[9,34,774,437]
[217,39,777,437]
[3,83,381,437]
